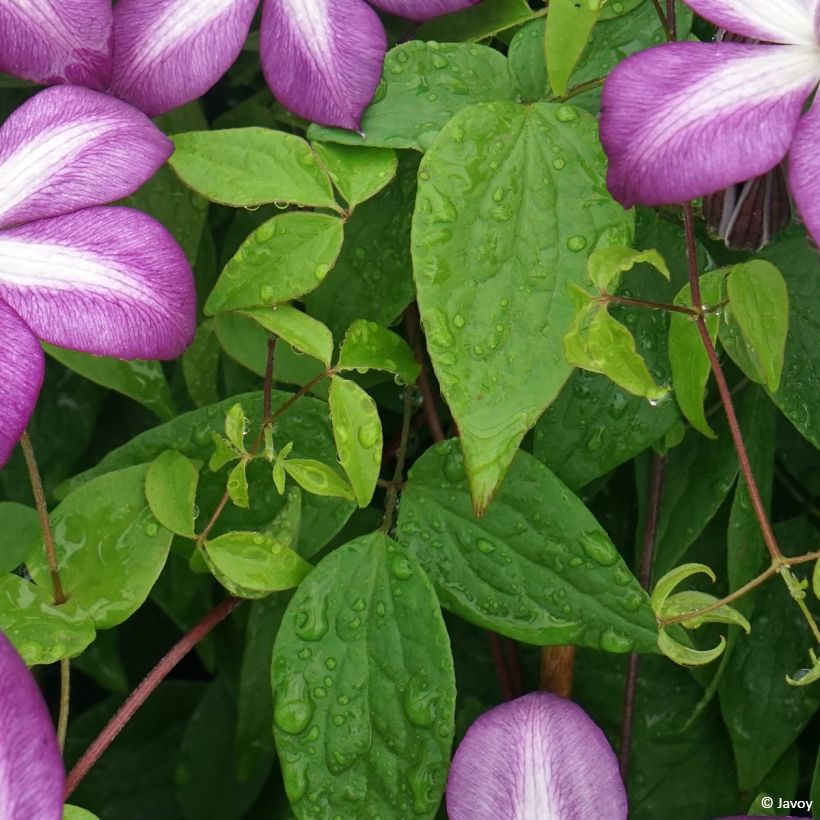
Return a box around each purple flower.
[0,85,196,466]
[599,0,820,246]
[0,0,482,131]
[0,630,64,819]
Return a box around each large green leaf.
[413,101,633,509]
[26,464,173,629]
[169,128,337,209]
[0,502,39,572]
[272,532,455,818]
[308,42,515,151]
[396,440,658,652]
[417,0,533,41]
[311,142,397,208]
[336,320,420,385]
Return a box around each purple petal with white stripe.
[446,692,627,820]
[368,0,481,22]
[787,100,820,247]
[0,630,63,817]
[683,0,817,45]
[0,302,44,467]
[0,0,112,90]
[260,0,387,130]
[0,207,196,361]
[600,42,820,208]
[111,0,258,117]
[0,86,172,229]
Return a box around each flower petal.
[0,86,172,230]
[0,630,63,817]
[787,98,820,246]
[446,692,627,820]
[368,0,481,22]
[600,42,820,208]
[0,0,112,89]
[260,0,387,130]
[683,0,818,45]
[0,303,44,467]
[0,207,196,361]
[111,0,258,117]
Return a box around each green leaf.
[311,142,398,207]
[564,296,670,402]
[265,486,302,551]
[413,101,633,510]
[725,260,789,392]
[63,806,100,820]
[205,212,344,314]
[336,319,420,385]
[396,440,658,652]
[27,464,173,629]
[661,591,751,634]
[658,630,726,667]
[182,320,221,408]
[203,531,311,598]
[546,0,602,97]
[417,0,533,41]
[650,562,716,614]
[145,450,200,538]
[168,128,337,209]
[209,434,240,472]
[308,42,515,151]
[224,402,248,452]
[283,459,356,502]
[0,502,40,572]
[0,574,95,665]
[509,19,549,101]
[328,376,383,508]
[240,305,333,367]
[227,460,250,509]
[272,532,455,818]
[587,245,670,292]
[44,345,175,421]
[813,559,820,600]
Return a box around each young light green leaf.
[587,246,670,292]
[263,486,302,550]
[209,434,240,472]
[205,213,344,315]
[63,806,100,820]
[240,305,333,367]
[169,128,338,209]
[0,502,40,573]
[658,630,726,667]
[413,101,633,511]
[272,461,286,495]
[336,319,420,385]
[668,269,725,438]
[397,440,658,652]
[145,450,200,538]
[328,376,383,508]
[26,464,173,630]
[272,532,455,818]
[661,590,751,634]
[0,575,95,665]
[786,650,820,687]
[224,403,248,452]
[546,0,603,96]
[650,562,717,615]
[284,459,356,502]
[725,260,789,392]
[203,531,311,598]
[564,299,669,402]
[311,142,398,207]
[227,460,250,509]
[813,560,820,600]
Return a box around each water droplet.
[581,531,619,566]
[477,538,495,555]
[452,313,465,329]
[552,158,566,170]
[556,105,579,122]
[294,597,329,641]
[566,235,588,252]
[274,675,314,734]
[389,552,414,581]
[599,628,634,653]
[403,675,437,728]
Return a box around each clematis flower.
[446,692,809,820]
[599,0,820,247]
[0,630,64,819]
[0,85,196,466]
[0,0,481,131]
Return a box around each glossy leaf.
[205,213,344,315]
[0,502,40,572]
[328,376,383,508]
[397,440,658,652]
[0,574,95,665]
[312,142,398,208]
[413,101,633,510]
[272,532,456,818]
[725,260,789,392]
[546,0,602,96]
[241,306,333,367]
[308,42,515,152]
[661,591,751,634]
[658,630,726,667]
[203,531,311,599]
[145,450,200,538]
[418,0,533,41]
[27,464,173,629]
[587,246,670,292]
[224,403,248,453]
[336,319,420,385]
[509,20,549,101]
[227,460,250,509]
[650,562,716,615]
[283,459,356,502]
[169,129,337,209]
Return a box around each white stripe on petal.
[685,0,818,45]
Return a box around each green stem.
[604,294,699,317]
[57,658,70,751]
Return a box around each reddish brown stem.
[489,633,519,701]
[682,204,783,563]
[65,597,242,799]
[405,304,446,443]
[538,645,576,698]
